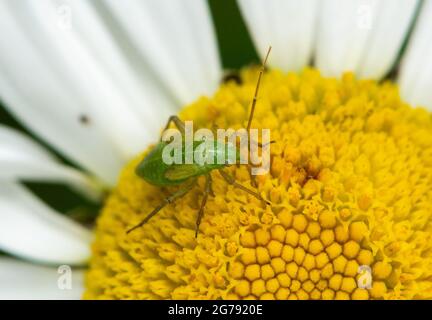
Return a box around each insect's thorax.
[135,140,239,186]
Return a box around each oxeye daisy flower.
[0,0,431,300]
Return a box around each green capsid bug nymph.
[127,47,273,237]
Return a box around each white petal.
[104,0,222,105]
[0,257,84,300]
[0,125,102,200]
[238,0,318,71]
[398,0,432,110]
[0,182,92,265]
[0,0,198,184]
[44,0,177,156]
[316,0,418,78]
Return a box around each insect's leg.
[218,169,270,205]
[248,137,276,149]
[211,123,219,135]
[247,164,258,188]
[161,115,186,140]
[195,174,212,238]
[126,180,196,234]
[256,140,276,148]
[208,174,215,197]
[246,46,272,132]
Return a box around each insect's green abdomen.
[136,140,237,186]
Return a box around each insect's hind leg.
[195,174,212,238]
[126,180,196,234]
[218,169,270,205]
[161,115,186,140]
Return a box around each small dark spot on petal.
[79,114,90,125]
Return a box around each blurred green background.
[0,0,259,223]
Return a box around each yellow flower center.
[84,68,432,300]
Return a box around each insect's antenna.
[246,46,272,132]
